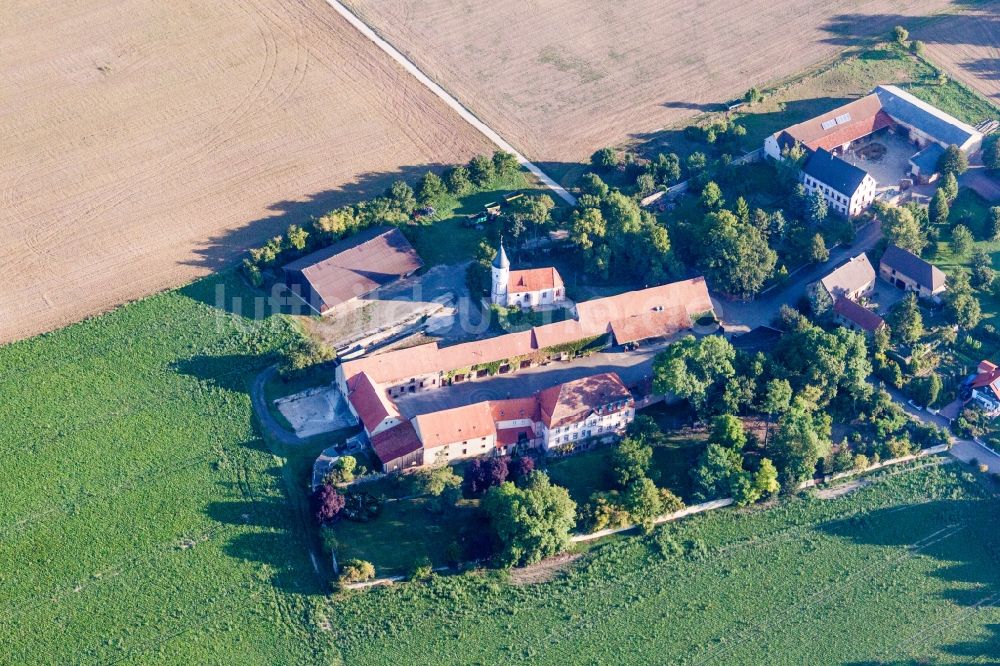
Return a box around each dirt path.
[321,0,576,206]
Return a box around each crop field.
[0,0,492,345]
[0,273,336,663]
[344,0,954,180]
[329,462,1000,664]
[916,2,1000,106]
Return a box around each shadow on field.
[171,353,269,394]
[820,6,1000,48]
[180,163,456,274]
[820,496,1000,663]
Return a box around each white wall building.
[490,239,566,308]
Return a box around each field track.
[0,0,491,344]
[343,0,958,167]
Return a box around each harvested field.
[0,0,491,344]
[916,3,1000,105]
[344,0,954,177]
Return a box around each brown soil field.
[0,0,491,343]
[344,0,955,171]
[916,2,1000,106]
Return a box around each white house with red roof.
[970,360,1000,415]
[490,238,566,309]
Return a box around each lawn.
[328,461,1000,664]
[0,272,336,664]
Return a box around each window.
[462,448,467,455]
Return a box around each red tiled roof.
[538,372,632,428]
[489,396,541,423]
[508,267,564,293]
[972,360,1000,400]
[436,330,536,371]
[833,297,885,332]
[776,95,893,152]
[413,402,496,447]
[496,426,535,446]
[347,372,400,433]
[339,342,441,385]
[283,227,423,312]
[370,421,422,466]
[531,319,589,349]
[575,277,712,337]
[609,306,692,344]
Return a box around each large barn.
[282,226,423,315]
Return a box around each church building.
[490,239,566,309]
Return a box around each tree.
[809,233,829,264]
[744,87,764,104]
[652,335,736,411]
[579,172,609,198]
[509,456,536,484]
[770,403,827,487]
[325,456,357,484]
[700,181,724,210]
[941,171,959,203]
[388,180,416,214]
[911,39,925,56]
[879,204,926,254]
[734,196,751,225]
[339,559,375,583]
[464,457,509,496]
[700,210,777,298]
[278,335,336,378]
[591,147,620,171]
[950,224,974,256]
[650,152,682,186]
[930,188,950,227]
[708,414,747,450]
[910,373,942,407]
[692,442,745,501]
[444,165,472,195]
[984,137,1000,172]
[893,25,909,44]
[492,150,520,180]
[512,194,555,230]
[285,224,309,252]
[762,379,793,420]
[937,145,969,176]
[624,478,663,532]
[413,465,461,497]
[989,206,1000,242]
[482,472,576,567]
[971,249,994,288]
[311,485,345,525]
[612,436,653,488]
[891,293,923,344]
[468,154,496,186]
[808,190,828,225]
[945,270,982,329]
[754,458,781,497]
[417,171,446,205]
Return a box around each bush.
[278,334,336,379]
[978,463,989,474]
[340,559,376,583]
[893,25,908,44]
[310,485,345,525]
[853,454,870,472]
[409,557,434,582]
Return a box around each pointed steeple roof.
[493,237,510,269]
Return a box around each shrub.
[310,485,345,525]
[340,559,375,583]
[978,463,989,474]
[409,557,434,582]
[893,25,908,44]
[278,335,336,379]
[853,454,870,472]
[324,456,357,485]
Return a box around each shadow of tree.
[820,7,1000,48]
[170,353,274,394]
[819,496,1000,662]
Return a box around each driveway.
[878,382,1000,473]
[719,220,883,332]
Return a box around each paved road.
[323,0,576,205]
[251,365,306,446]
[719,220,883,332]
[878,382,1000,473]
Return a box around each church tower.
[490,238,510,305]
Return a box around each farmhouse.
[879,244,947,300]
[282,226,423,315]
[490,238,566,309]
[969,360,1000,416]
[765,84,985,215]
[832,296,886,334]
[363,371,635,472]
[337,276,713,398]
[819,253,876,301]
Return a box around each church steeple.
[493,236,510,269]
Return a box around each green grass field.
[0,273,336,664]
[328,462,1000,665]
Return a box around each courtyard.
[840,129,923,192]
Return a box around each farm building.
[969,360,1000,416]
[879,244,947,300]
[764,84,985,214]
[282,226,423,315]
[490,238,566,309]
[819,253,876,301]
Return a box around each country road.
[322,0,577,206]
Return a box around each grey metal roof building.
[874,85,983,152]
